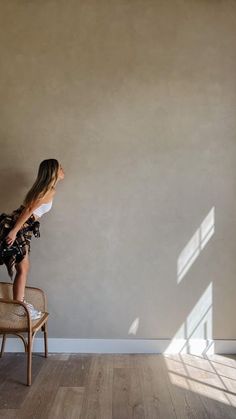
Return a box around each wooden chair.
[0,281,49,386]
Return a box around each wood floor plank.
[79,355,113,419]
[137,354,177,419]
[129,362,146,419]
[0,409,19,418]
[112,354,137,369]
[59,354,92,387]
[0,355,14,385]
[48,387,85,419]
[48,353,70,361]
[112,367,145,419]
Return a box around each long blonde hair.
[23,159,59,209]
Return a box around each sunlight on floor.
[164,353,236,407]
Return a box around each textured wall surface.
[0,0,236,341]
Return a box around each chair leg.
[0,334,7,357]
[43,323,48,358]
[27,331,32,386]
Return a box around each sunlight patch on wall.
[128,317,140,335]
[164,282,213,354]
[177,207,215,283]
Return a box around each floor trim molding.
[1,337,236,354]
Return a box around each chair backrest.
[0,281,47,313]
[0,282,30,330]
[0,282,13,300]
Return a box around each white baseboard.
[1,337,236,354]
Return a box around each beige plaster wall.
[0,0,236,341]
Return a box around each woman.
[0,159,65,319]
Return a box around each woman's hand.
[5,229,17,247]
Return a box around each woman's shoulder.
[30,188,55,207]
[41,187,56,203]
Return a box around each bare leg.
[13,247,30,301]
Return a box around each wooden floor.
[1,353,236,418]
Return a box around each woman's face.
[58,163,65,180]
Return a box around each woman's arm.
[12,203,40,233]
[5,189,55,246]
[4,200,42,247]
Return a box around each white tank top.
[33,200,53,218]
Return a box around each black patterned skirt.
[0,205,41,280]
